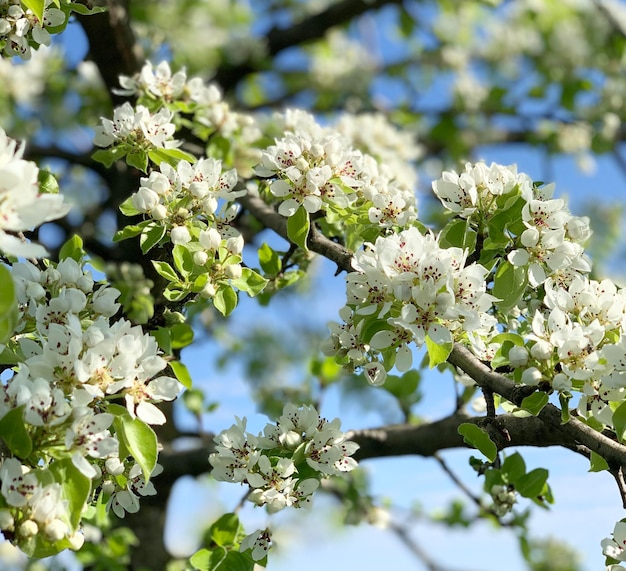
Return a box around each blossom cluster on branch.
[209,404,358,515]
[2,43,626,570]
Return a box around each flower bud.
[201,282,217,298]
[225,263,242,279]
[45,519,68,541]
[151,204,168,220]
[18,520,38,537]
[521,367,542,386]
[171,226,191,245]
[193,251,209,266]
[508,345,529,367]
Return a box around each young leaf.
[173,244,194,278]
[170,360,193,389]
[501,452,526,484]
[258,243,281,275]
[126,149,149,173]
[119,196,142,217]
[458,423,497,462]
[613,400,626,443]
[214,285,238,316]
[493,261,528,313]
[152,261,180,283]
[515,468,549,498]
[21,0,45,22]
[589,451,610,472]
[0,265,18,344]
[141,223,166,254]
[59,235,85,262]
[49,459,91,530]
[287,206,310,251]
[210,513,241,547]
[230,268,268,297]
[520,392,549,416]
[92,147,127,168]
[114,415,158,481]
[0,406,32,458]
[425,334,452,368]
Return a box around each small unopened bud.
[18,520,38,537]
[508,346,529,367]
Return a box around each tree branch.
[214,0,404,92]
[238,187,355,273]
[448,344,626,468]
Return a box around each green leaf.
[170,322,194,349]
[0,265,18,344]
[126,149,149,172]
[515,468,549,498]
[152,261,179,283]
[501,452,526,484]
[613,400,626,443]
[520,392,549,416]
[140,223,166,254]
[173,244,194,278]
[68,1,107,15]
[492,261,528,313]
[589,451,610,472]
[114,414,158,481]
[163,286,188,302]
[49,459,91,530]
[287,207,310,251]
[214,285,238,317]
[170,360,193,389]
[258,243,281,275]
[230,268,268,297]
[148,147,197,167]
[21,0,44,22]
[439,218,477,253]
[190,547,227,571]
[59,235,84,262]
[119,196,141,217]
[210,513,241,547]
[425,334,452,368]
[38,169,60,194]
[458,423,497,462]
[0,406,32,458]
[92,147,127,168]
[114,223,148,242]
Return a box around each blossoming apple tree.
[2,0,626,570]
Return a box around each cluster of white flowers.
[490,484,517,517]
[0,458,82,548]
[209,404,358,513]
[93,102,178,151]
[0,0,66,59]
[322,226,497,385]
[0,127,69,257]
[504,274,626,426]
[115,60,261,146]
[0,255,182,550]
[256,121,417,230]
[129,157,247,298]
[432,161,591,287]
